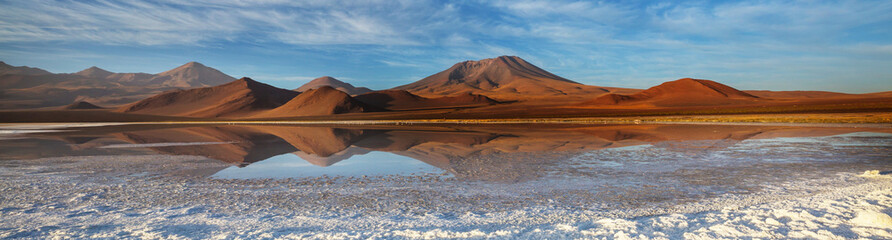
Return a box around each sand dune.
[584,78,760,107]
[295,76,372,95]
[355,89,498,110]
[254,86,377,118]
[119,78,298,118]
[395,56,611,100]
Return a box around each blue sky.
[1,0,891,93]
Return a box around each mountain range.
[2,56,890,120]
[0,61,235,109]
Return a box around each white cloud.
[0,0,451,46]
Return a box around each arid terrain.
[1,56,890,124]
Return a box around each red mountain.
[394,56,609,100]
[118,77,299,118]
[584,78,759,107]
[295,76,372,95]
[253,86,377,118]
[0,61,237,109]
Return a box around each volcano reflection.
[13,124,892,181]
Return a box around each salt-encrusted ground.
[0,154,890,239]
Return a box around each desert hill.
[75,66,114,79]
[118,77,299,118]
[61,101,103,110]
[584,78,759,107]
[355,89,498,110]
[254,86,377,118]
[295,76,372,95]
[0,61,236,109]
[394,56,610,100]
[0,61,52,75]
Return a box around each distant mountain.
[0,61,52,75]
[61,101,103,110]
[583,78,759,107]
[149,62,236,88]
[254,86,377,118]
[355,89,498,110]
[394,56,609,100]
[75,66,114,79]
[118,77,299,118]
[0,61,237,109]
[295,76,372,95]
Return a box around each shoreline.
[2,114,892,129]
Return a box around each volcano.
[394,56,609,100]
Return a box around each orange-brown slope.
[394,56,609,100]
[355,89,499,110]
[253,86,379,118]
[295,76,372,95]
[118,77,299,118]
[583,78,760,107]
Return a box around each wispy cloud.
[0,0,890,92]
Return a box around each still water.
[2,123,890,182]
[1,123,891,238]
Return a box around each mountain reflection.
[8,124,891,181]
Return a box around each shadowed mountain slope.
[355,89,498,110]
[118,77,299,118]
[253,86,378,118]
[61,101,103,110]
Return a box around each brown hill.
[61,101,103,110]
[118,77,299,118]
[295,76,372,95]
[75,66,114,79]
[0,61,237,109]
[253,86,378,118]
[0,61,51,75]
[583,78,759,107]
[394,56,609,100]
[356,89,498,110]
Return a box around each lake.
[1,123,890,239]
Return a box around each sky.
[1,0,891,93]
